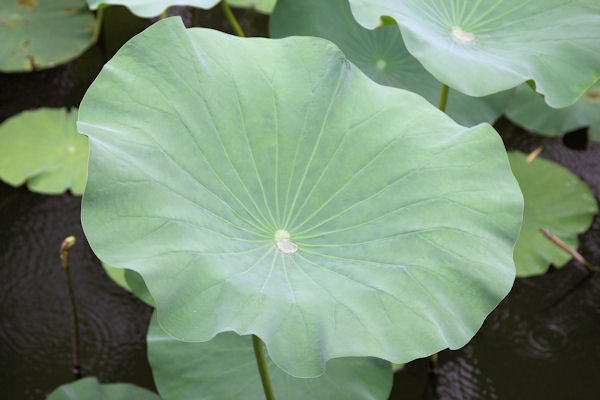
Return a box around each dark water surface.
[1,5,599,400]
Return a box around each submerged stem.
[437,83,450,112]
[540,228,599,273]
[222,0,245,37]
[251,335,276,400]
[60,236,81,379]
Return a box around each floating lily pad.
[270,0,511,127]
[148,313,392,399]
[509,151,597,277]
[87,0,219,17]
[506,82,600,142]
[230,0,276,14]
[47,377,160,400]
[0,108,88,195]
[79,18,523,377]
[348,0,600,108]
[0,0,95,72]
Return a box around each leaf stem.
[60,236,82,379]
[92,8,104,44]
[540,228,599,273]
[221,0,245,37]
[437,83,450,112]
[251,335,276,400]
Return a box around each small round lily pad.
[47,377,160,400]
[506,82,600,142]
[509,151,597,277]
[0,108,88,195]
[348,0,600,108]
[147,313,393,399]
[270,0,511,127]
[0,0,96,72]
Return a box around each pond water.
[0,5,599,400]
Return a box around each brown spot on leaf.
[27,56,40,71]
[22,40,31,47]
[17,0,37,10]
[64,6,79,13]
[583,89,600,101]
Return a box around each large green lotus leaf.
[78,18,523,377]
[147,313,392,399]
[348,0,600,108]
[0,108,88,195]
[47,377,160,400]
[509,151,597,277]
[229,0,276,14]
[270,0,511,127]
[0,0,95,72]
[506,82,600,142]
[87,0,219,17]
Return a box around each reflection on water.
[0,187,155,399]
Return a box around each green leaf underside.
[506,82,600,142]
[0,108,88,195]
[102,262,130,290]
[79,18,522,377]
[0,0,95,72]
[47,377,160,400]
[147,313,393,399]
[509,151,597,277]
[270,0,511,127]
[348,0,600,108]
[229,0,276,14]
[102,263,156,306]
[86,0,219,17]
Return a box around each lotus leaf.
[102,262,129,290]
[229,0,275,14]
[0,0,95,72]
[348,0,600,108]
[47,377,159,400]
[147,313,392,399]
[509,151,597,277]
[78,18,523,377]
[87,0,219,17]
[270,0,511,127]
[506,82,600,142]
[0,108,88,195]
[102,263,155,305]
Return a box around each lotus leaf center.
[274,229,298,254]
[375,59,387,71]
[452,26,475,42]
